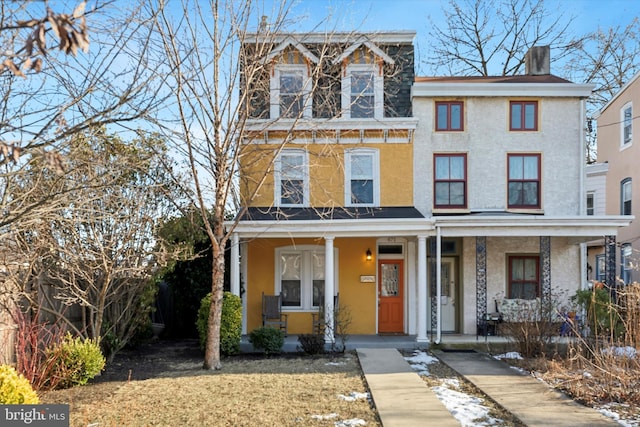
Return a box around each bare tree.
[564,19,640,109]
[0,1,90,77]
[150,0,301,370]
[0,1,168,230]
[558,19,640,163]
[5,128,182,361]
[424,0,584,76]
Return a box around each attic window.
[335,41,393,120]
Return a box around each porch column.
[417,235,428,342]
[230,233,240,296]
[324,236,335,344]
[604,235,616,288]
[540,236,551,304]
[435,227,442,344]
[476,236,487,334]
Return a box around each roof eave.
[412,82,595,98]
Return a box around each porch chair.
[262,292,288,336]
[312,294,339,335]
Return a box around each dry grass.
[40,349,380,427]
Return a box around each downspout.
[579,97,587,290]
[436,226,442,344]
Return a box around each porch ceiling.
[436,215,633,242]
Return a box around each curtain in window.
[281,254,301,306]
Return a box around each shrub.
[49,333,106,389]
[498,295,561,358]
[572,287,624,339]
[196,292,242,355]
[249,327,284,355]
[297,334,325,354]
[0,365,39,404]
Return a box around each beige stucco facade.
[596,71,640,284]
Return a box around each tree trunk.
[203,244,226,370]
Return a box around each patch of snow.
[335,419,367,427]
[493,352,523,360]
[404,350,439,365]
[338,391,370,402]
[326,361,347,366]
[311,413,339,420]
[431,383,500,426]
[408,363,430,376]
[601,346,637,359]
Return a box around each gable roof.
[332,38,395,65]
[264,36,320,63]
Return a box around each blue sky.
[279,0,636,34]
[257,0,638,75]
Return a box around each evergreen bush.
[249,327,284,355]
[49,333,105,389]
[0,365,39,404]
[196,292,242,355]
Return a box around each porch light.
[366,248,372,261]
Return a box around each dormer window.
[335,41,393,120]
[273,65,309,118]
[266,38,319,119]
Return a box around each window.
[510,101,538,131]
[434,154,467,208]
[270,65,311,119]
[275,150,307,206]
[436,101,463,131]
[342,64,383,119]
[345,149,379,206]
[276,246,337,310]
[508,154,541,209]
[351,71,375,118]
[621,244,633,285]
[621,178,632,215]
[508,255,540,299]
[595,254,606,282]
[622,103,633,147]
[586,192,595,215]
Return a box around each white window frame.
[275,149,308,207]
[621,178,632,215]
[341,64,383,120]
[270,64,312,119]
[586,192,595,216]
[621,102,633,148]
[344,148,380,207]
[275,245,339,312]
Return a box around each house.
[228,32,631,344]
[592,72,640,286]
[585,162,610,283]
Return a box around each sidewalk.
[357,348,619,427]
[357,348,459,427]
[434,349,618,427]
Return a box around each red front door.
[378,260,404,333]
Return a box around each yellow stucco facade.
[245,237,380,334]
[240,137,414,207]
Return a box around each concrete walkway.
[435,350,618,427]
[357,348,459,427]
[357,348,619,427]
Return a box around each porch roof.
[228,209,633,243]
[435,214,634,243]
[230,207,434,238]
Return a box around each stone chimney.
[525,45,550,76]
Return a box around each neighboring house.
[229,33,631,344]
[585,162,609,283]
[594,71,640,285]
